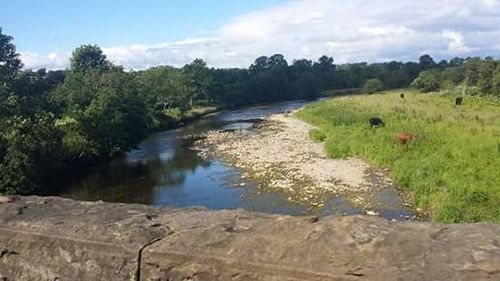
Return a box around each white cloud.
[20,0,500,70]
[441,30,471,53]
[20,51,70,70]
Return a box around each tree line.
[0,28,498,194]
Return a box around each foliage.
[135,66,193,129]
[70,44,111,73]
[411,70,440,93]
[0,28,22,85]
[362,78,384,94]
[297,90,500,223]
[54,65,147,160]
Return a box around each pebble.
[0,196,12,204]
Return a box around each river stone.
[1,196,499,281]
[0,196,11,204]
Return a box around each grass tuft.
[309,128,327,142]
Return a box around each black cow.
[400,93,405,99]
[369,117,385,128]
[455,96,463,106]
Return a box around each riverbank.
[195,111,415,216]
[297,90,500,223]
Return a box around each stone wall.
[0,196,499,281]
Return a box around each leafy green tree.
[419,54,436,70]
[249,56,270,74]
[0,29,64,194]
[0,28,22,86]
[411,70,440,93]
[449,57,465,67]
[55,45,147,160]
[295,72,319,98]
[136,66,193,129]
[0,114,63,194]
[137,66,192,110]
[70,44,111,73]
[362,78,384,94]
[182,59,213,104]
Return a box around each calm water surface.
[51,100,414,219]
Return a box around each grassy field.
[297,89,500,223]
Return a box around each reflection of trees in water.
[152,146,210,186]
[59,143,210,204]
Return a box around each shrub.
[362,78,384,94]
[411,71,440,93]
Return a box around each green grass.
[163,106,217,123]
[309,128,327,142]
[297,89,500,223]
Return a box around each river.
[51,100,414,219]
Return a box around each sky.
[2,0,500,70]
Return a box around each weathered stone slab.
[142,213,500,281]
[0,196,170,281]
[1,196,499,281]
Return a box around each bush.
[362,78,384,94]
[411,71,440,93]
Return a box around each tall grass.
[297,90,500,223]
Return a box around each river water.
[52,100,414,219]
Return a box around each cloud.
[20,51,71,70]
[20,0,500,70]
[441,30,471,53]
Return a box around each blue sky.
[2,0,500,69]
[2,0,284,53]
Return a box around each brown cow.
[396,133,417,144]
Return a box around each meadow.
[297,90,500,223]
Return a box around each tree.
[291,59,313,77]
[136,66,193,129]
[182,59,213,104]
[55,45,147,160]
[295,72,319,98]
[362,78,384,94]
[268,54,288,69]
[313,55,335,72]
[0,114,63,194]
[0,29,63,194]
[449,57,465,67]
[249,56,270,74]
[0,28,22,85]
[70,44,111,73]
[419,54,436,70]
[411,70,440,93]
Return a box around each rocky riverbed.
[195,112,415,216]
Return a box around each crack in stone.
[135,225,173,281]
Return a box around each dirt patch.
[195,113,408,211]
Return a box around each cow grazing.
[396,133,417,144]
[455,96,463,106]
[369,117,385,128]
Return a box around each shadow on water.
[49,99,414,219]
